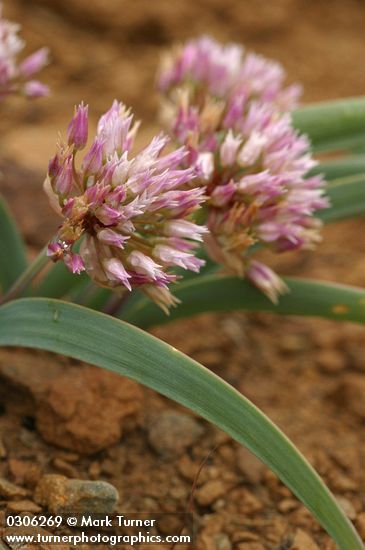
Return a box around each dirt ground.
[1,1,365,549]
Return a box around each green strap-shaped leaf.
[320,175,365,222]
[311,156,365,180]
[0,298,362,549]
[121,275,365,328]
[0,195,27,293]
[293,97,365,152]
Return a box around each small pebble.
[53,458,79,478]
[213,498,226,511]
[100,458,116,477]
[147,410,204,457]
[355,512,365,539]
[232,531,260,543]
[8,458,41,487]
[236,488,264,516]
[177,455,198,482]
[336,495,357,520]
[316,350,346,373]
[196,479,226,506]
[7,499,42,513]
[54,451,80,463]
[331,472,357,492]
[279,334,306,353]
[88,461,102,479]
[213,533,232,550]
[278,498,298,513]
[34,474,119,514]
[0,477,28,499]
[236,447,264,484]
[292,528,320,550]
[221,317,246,345]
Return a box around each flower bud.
[97,229,129,248]
[52,156,73,196]
[47,242,64,261]
[19,47,49,77]
[24,80,49,98]
[68,102,88,150]
[246,260,289,303]
[103,258,132,291]
[238,131,267,166]
[64,253,85,274]
[164,220,207,241]
[196,152,214,180]
[82,136,104,175]
[210,181,236,207]
[128,251,163,280]
[220,130,241,166]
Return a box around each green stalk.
[0,246,49,305]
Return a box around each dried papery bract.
[44,101,207,313]
[0,2,49,100]
[158,36,328,302]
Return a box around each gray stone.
[34,474,119,514]
[147,410,204,457]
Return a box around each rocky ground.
[1,1,365,549]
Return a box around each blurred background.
[1,2,365,548]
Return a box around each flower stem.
[0,245,49,305]
[103,290,129,316]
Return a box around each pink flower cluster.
[0,2,48,100]
[43,37,328,309]
[45,101,207,312]
[158,35,301,113]
[158,36,328,302]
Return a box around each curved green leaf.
[121,275,365,328]
[310,156,365,181]
[293,97,365,152]
[0,298,362,549]
[320,176,365,222]
[0,195,27,293]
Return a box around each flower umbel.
[0,2,49,100]
[44,101,207,313]
[158,35,301,124]
[158,36,328,302]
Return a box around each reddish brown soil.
[1,1,365,549]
